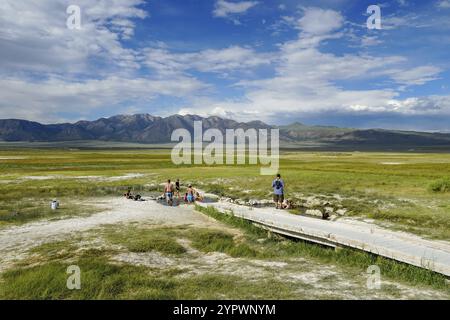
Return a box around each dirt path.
[0,197,220,272]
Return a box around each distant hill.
[278,122,354,141]
[0,114,271,144]
[278,122,450,149]
[0,114,449,150]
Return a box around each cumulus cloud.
[297,7,344,35]
[213,0,258,24]
[0,2,447,130]
[0,76,207,122]
[213,0,258,17]
[0,0,147,75]
[176,8,445,123]
[0,0,207,122]
[386,95,450,114]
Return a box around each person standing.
[175,179,181,198]
[272,174,285,209]
[186,184,195,203]
[164,179,175,206]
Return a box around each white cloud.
[213,0,258,22]
[396,0,408,6]
[381,13,425,30]
[0,0,210,122]
[142,45,272,77]
[0,0,214,123]
[390,66,442,86]
[0,0,148,76]
[386,95,450,115]
[177,8,444,123]
[268,16,296,36]
[0,76,207,123]
[179,94,450,124]
[297,7,344,35]
[437,0,450,8]
[361,35,383,47]
[0,2,447,128]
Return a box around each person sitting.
[195,191,204,202]
[124,188,142,201]
[124,188,133,199]
[281,199,293,209]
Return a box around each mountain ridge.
[1,114,450,149]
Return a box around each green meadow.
[1,149,449,239]
[0,148,449,299]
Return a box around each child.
[281,199,292,209]
[186,184,195,203]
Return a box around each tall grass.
[429,178,450,193]
[188,229,260,258]
[103,226,186,255]
[0,249,298,300]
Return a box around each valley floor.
[0,149,449,299]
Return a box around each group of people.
[163,179,203,206]
[124,173,289,210]
[164,174,290,209]
[123,188,142,201]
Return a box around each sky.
[0,0,449,131]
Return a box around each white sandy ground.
[0,173,152,185]
[0,157,28,160]
[0,197,448,299]
[380,162,405,165]
[15,173,147,182]
[0,198,223,273]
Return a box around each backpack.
[275,180,282,190]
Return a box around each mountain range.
[1,114,449,150]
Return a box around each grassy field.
[1,207,448,299]
[0,149,449,239]
[0,148,449,299]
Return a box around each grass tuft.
[103,226,186,255]
[188,229,259,258]
[429,178,450,193]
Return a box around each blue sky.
[0,0,449,131]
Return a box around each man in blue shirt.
[272,174,285,209]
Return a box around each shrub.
[429,178,450,193]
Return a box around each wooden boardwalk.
[197,201,450,277]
